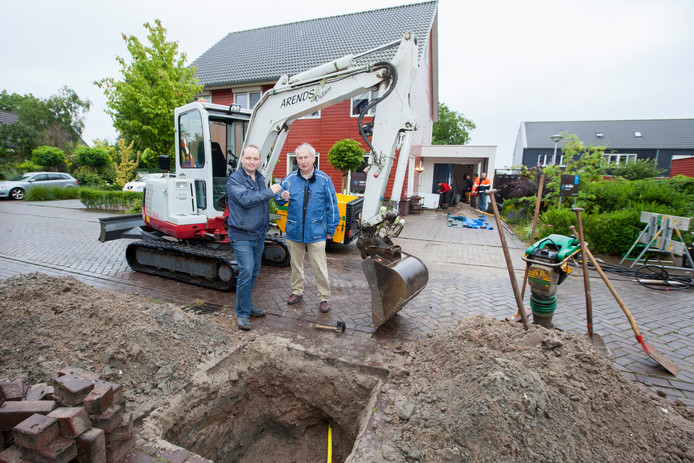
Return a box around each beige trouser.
[286,239,331,301]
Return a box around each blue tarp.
[446,214,493,230]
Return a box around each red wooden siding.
[670,158,694,178]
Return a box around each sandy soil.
[1,273,693,462]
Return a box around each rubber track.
[126,240,238,291]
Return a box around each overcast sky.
[3,0,693,168]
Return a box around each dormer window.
[634,131,643,137]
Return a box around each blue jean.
[478,192,488,212]
[231,237,265,319]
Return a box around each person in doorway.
[226,145,282,330]
[277,143,340,313]
[463,174,473,204]
[472,172,492,212]
[437,181,452,208]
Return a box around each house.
[189,1,439,199]
[512,119,694,176]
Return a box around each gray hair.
[295,143,316,156]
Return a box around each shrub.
[78,188,142,211]
[74,146,112,168]
[16,160,43,172]
[31,146,66,169]
[72,166,109,189]
[582,209,641,255]
[24,185,80,201]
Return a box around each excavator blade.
[362,252,428,331]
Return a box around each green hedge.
[23,186,81,201]
[532,176,694,255]
[78,189,143,212]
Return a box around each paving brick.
[104,413,131,443]
[53,375,94,407]
[47,407,91,438]
[25,384,50,402]
[0,401,57,432]
[83,385,113,416]
[105,438,132,463]
[12,414,59,451]
[30,436,77,463]
[93,382,123,406]
[89,404,124,434]
[0,445,26,463]
[58,367,100,383]
[0,383,24,403]
[76,427,106,463]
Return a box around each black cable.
[358,62,398,155]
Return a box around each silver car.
[0,172,79,200]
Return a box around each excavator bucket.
[362,252,429,331]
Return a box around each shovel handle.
[581,245,642,339]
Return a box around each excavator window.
[178,111,204,169]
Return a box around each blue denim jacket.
[226,168,273,241]
[276,168,340,244]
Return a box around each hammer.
[315,321,346,334]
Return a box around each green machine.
[522,234,582,328]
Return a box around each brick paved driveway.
[1,199,693,406]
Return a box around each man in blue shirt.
[227,145,282,330]
[277,143,340,313]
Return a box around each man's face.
[296,148,315,172]
[242,147,261,172]
[481,173,487,179]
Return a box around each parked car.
[122,173,172,192]
[0,172,79,200]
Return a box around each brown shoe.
[287,294,303,305]
[319,301,331,313]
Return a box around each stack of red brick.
[0,367,132,463]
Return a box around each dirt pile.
[382,315,694,462]
[2,274,693,462]
[0,273,237,414]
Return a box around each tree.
[31,146,66,170]
[112,139,140,188]
[95,20,203,159]
[328,139,367,193]
[432,103,476,145]
[0,87,90,158]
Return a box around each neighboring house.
[190,1,439,199]
[0,110,19,126]
[512,119,694,176]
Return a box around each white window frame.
[287,152,320,175]
[537,153,566,167]
[196,93,212,103]
[604,153,637,165]
[234,87,262,109]
[351,91,378,117]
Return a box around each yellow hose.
[327,422,332,463]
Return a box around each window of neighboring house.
[604,153,637,165]
[287,152,320,175]
[351,91,378,117]
[196,93,212,103]
[235,90,261,110]
[537,153,566,167]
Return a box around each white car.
[122,173,171,192]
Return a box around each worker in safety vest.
[472,173,492,212]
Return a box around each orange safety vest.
[472,177,491,196]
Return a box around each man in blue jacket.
[277,143,340,313]
[227,145,282,330]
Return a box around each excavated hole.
[145,339,387,463]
